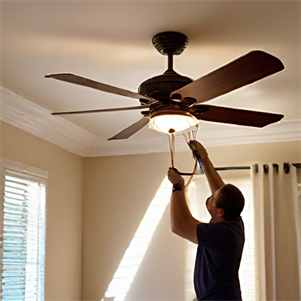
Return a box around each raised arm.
[168,168,200,244]
[189,140,225,193]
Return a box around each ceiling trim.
[0,86,100,157]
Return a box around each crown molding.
[0,86,101,157]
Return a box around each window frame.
[0,158,48,301]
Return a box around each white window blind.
[0,160,47,301]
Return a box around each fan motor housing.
[138,72,193,104]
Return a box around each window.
[0,159,47,301]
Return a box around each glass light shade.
[150,113,198,134]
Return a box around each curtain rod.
[179,166,250,175]
[180,163,300,175]
[216,163,300,171]
[215,166,250,171]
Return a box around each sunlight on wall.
[102,178,171,301]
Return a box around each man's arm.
[168,168,200,244]
[189,140,225,193]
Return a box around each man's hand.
[168,168,185,186]
[189,140,208,161]
[190,140,225,193]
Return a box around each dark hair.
[215,184,245,221]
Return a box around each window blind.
[0,162,47,301]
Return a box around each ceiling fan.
[45,31,284,140]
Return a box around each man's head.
[206,184,245,222]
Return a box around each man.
[168,140,245,301]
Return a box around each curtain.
[251,163,301,301]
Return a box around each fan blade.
[108,117,149,140]
[45,73,154,102]
[171,51,284,104]
[52,105,149,115]
[192,104,284,127]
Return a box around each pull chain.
[168,129,175,168]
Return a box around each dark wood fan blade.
[108,117,149,140]
[192,104,284,127]
[52,105,149,115]
[45,73,153,102]
[171,51,284,104]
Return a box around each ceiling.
[1,1,300,157]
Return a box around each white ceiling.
[1,1,300,157]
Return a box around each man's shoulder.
[197,216,244,233]
[198,217,244,235]
[197,221,231,236]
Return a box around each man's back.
[194,217,245,300]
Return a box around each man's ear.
[217,208,224,218]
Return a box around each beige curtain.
[251,163,301,301]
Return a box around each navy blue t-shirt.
[194,217,245,300]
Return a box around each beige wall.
[82,153,171,300]
[0,121,84,301]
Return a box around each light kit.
[149,109,198,135]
